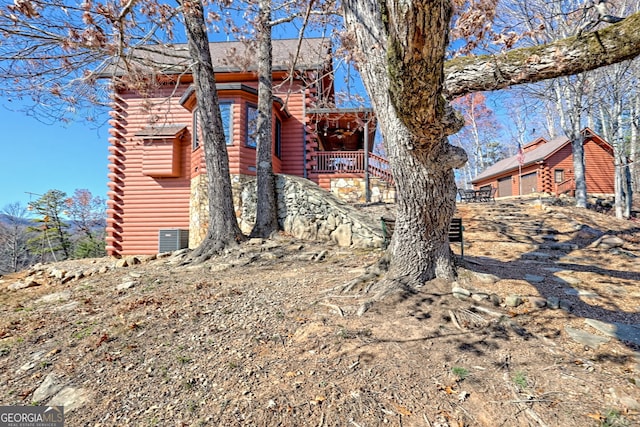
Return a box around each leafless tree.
[3,0,640,290]
[181,0,246,260]
[341,0,640,291]
[591,60,636,218]
[0,203,32,274]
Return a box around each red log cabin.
[105,38,394,257]
[470,128,615,198]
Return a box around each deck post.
[364,119,370,202]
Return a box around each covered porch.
[304,107,394,202]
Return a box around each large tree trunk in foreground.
[182,0,244,259]
[343,0,467,285]
[251,0,279,238]
[342,0,640,288]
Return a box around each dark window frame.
[245,103,258,149]
[275,117,282,159]
[192,102,234,150]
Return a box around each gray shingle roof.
[471,135,569,183]
[102,38,331,77]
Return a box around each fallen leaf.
[45,348,61,358]
[96,333,109,348]
[19,387,35,400]
[393,404,412,416]
[310,395,325,405]
[437,383,457,394]
[586,413,603,421]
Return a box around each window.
[246,104,258,148]
[192,102,233,150]
[220,102,233,145]
[554,169,565,183]
[275,117,282,158]
[192,109,201,150]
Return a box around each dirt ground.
[1,196,639,426]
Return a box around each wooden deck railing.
[311,151,395,186]
[555,178,575,196]
[314,151,365,173]
[368,152,394,185]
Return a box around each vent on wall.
[158,229,189,253]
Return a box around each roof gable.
[471,128,613,184]
[471,135,570,183]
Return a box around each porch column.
[364,119,370,202]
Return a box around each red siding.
[545,144,574,193]
[107,84,193,256]
[142,140,182,177]
[584,138,615,193]
[476,164,540,197]
[279,83,306,177]
[108,76,311,256]
[472,134,614,197]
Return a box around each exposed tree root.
[337,253,390,294]
[323,251,464,316]
[338,250,462,293]
[183,235,242,265]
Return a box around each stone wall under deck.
[189,174,385,249]
[241,175,385,248]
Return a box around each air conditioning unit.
[158,229,189,253]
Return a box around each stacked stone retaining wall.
[241,175,385,248]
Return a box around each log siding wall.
[471,135,614,198]
[107,76,310,256]
[107,85,193,256]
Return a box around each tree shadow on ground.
[459,207,640,354]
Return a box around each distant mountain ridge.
[0,213,31,227]
[0,214,106,229]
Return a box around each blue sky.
[0,103,109,211]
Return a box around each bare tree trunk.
[342,0,466,287]
[594,64,632,219]
[631,95,640,194]
[569,82,589,207]
[544,104,558,138]
[551,78,589,207]
[624,160,633,218]
[251,0,279,238]
[616,102,633,219]
[182,0,245,260]
[571,134,588,208]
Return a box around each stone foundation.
[242,175,384,248]
[189,173,255,248]
[190,173,386,249]
[330,176,395,204]
[188,174,209,248]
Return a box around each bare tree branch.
[444,11,640,99]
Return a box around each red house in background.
[105,38,394,257]
[471,128,615,198]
